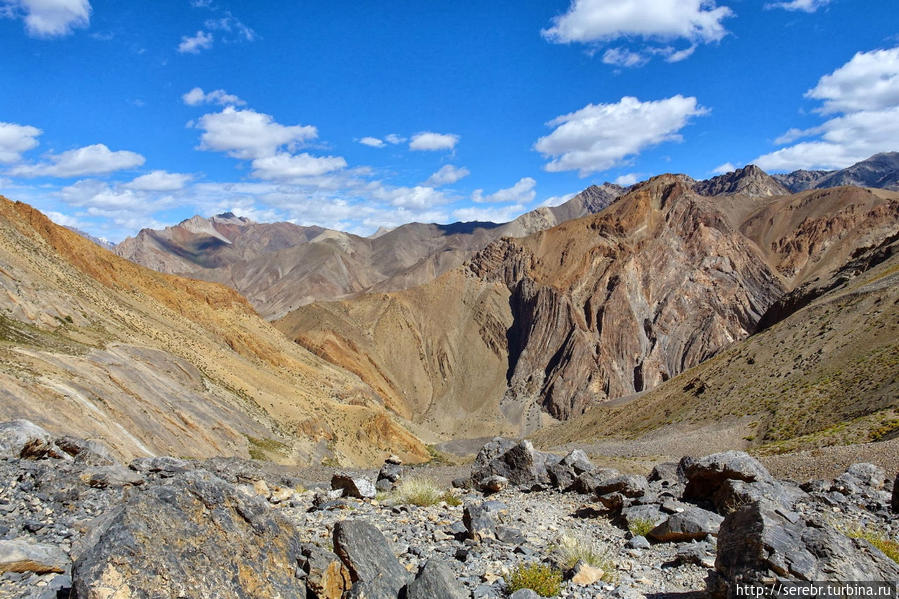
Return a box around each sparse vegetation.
[552,533,617,582]
[505,562,563,597]
[390,476,460,507]
[425,444,455,465]
[844,526,899,564]
[628,517,656,538]
[244,434,289,461]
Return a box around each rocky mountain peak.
[693,164,789,197]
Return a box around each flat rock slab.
[332,473,377,499]
[0,539,69,574]
[71,470,306,599]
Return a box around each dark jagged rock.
[78,465,144,489]
[333,519,408,596]
[712,478,805,514]
[648,506,724,542]
[405,559,468,599]
[71,470,305,598]
[712,499,899,596]
[377,461,403,492]
[572,468,621,495]
[681,451,772,501]
[594,474,647,498]
[547,450,593,490]
[478,475,509,494]
[128,456,193,476]
[648,462,681,486]
[892,473,899,513]
[301,543,351,599]
[463,502,498,542]
[331,473,377,499]
[469,439,552,489]
[55,436,117,466]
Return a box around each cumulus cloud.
[755,47,899,171]
[472,177,536,204]
[182,87,245,107]
[542,0,732,66]
[178,30,213,54]
[535,95,707,176]
[250,152,347,181]
[765,0,829,12]
[409,132,459,151]
[194,106,318,159]
[371,184,452,210]
[9,144,145,177]
[613,173,639,185]
[125,170,192,191]
[712,162,736,175]
[2,0,91,37]
[384,134,406,145]
[0,122,41,163]
[358,136,385,148]
[539,192,577,208]
[424,164,470,186]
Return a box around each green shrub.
[505,562,563,597]
[627,517,656,538]
[391,477,459,507]
[846,527,899,564]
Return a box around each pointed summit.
[693,164,790,197]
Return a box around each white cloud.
[472,177,536,204]
[409,132,459,151]
[452,204,527,223]
[125,170,192,191]
[424,164,470,186]
[358,136,385,148]
[371,184,451,210]
[250,152,347,181]
[765,0,829,12]
[535,95,707,176]
[755,47,899,171]
[0,122,41,163]
[2,0,91,38]
[9,144,145,177]
[44,209,83,228]
[805,47,899,114]
[182,87,245,107]
[539,192,577,208]
[542,0,731,65]
[613,173,639,185]
[712,162,736,175]
[204,13,256,42]
[178,30,213,54]
[194,106,318,159]
[384,134,406,145]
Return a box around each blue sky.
[0,0,897,241]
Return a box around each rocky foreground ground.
[1,420,897,599]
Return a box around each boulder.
[55,436,117,466]
[71,470,306,598]
[594,474,647,498]
[404,559,468,599]
[621,504,666,531]
[572,468,621,494]
[0,539,70,574]
[128,456,193,476]
[713,499,899,595]
[648,506,724,542]
[333,519,408,596]
[301,544,351,599]
[470,439,552,489]
[0,420,56,459]
[377,462,402,487]
[838,463,887,490]
[331,473,377,499]
[463,502,498,542]
[893,473,898,513]
[478,475,509,494]
[713,478,805,514]
[648,462,681,486]
[79,465,144,489]
[681,451,772,501]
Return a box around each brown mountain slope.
[276,177,899,439]
[117,185,622,319]
[531,237,899,453]
[0,196,427,465]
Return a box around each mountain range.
[0,152,896,465]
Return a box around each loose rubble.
[1,422,897,599]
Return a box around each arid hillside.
[116,185,622,318]
[277,176,899,442]
[0,196,427,466]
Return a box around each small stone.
[479,475,509,494]
[626,536,650,550]
[570,561,605,585]
[509,589,540,599]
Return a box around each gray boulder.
[301,544,351,599]
[331,473,377,499]
[478,475,509,494]
[463,502,498,542]
[0,539,70,574]
[713,478,805,514]
[648,462,681,486]
[404,559,468,599]
[79,464,144,489]
[595,474,647,498]
[377,462,402,491]
[712,499,899,595]
[71,470,306,598]
[333,519,408,596]
[470,439,552,489]
[648,506,724,542]
[681,451,772,501]
[572,468,621,494]
[55,436,117,466]
[128,456,193,476]
[0,420,57,459]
